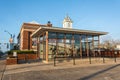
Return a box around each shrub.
[7,50,35,55]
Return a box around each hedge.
[7,50,35,55]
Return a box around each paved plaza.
[1,58,120,80]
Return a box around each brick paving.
[2,58,120,80]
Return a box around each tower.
[63,15,73,28]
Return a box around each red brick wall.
[23,31,28,49]
[17,54,38,60]
[6,58,17,65]
[26,54,37,60]
[95,51,120,57]
[17,54,26,60]
[6,54,38,65]
[22,31,32,50]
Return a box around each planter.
[6,57,17,65]
[17,53,37,60]
[17,54,26,60]
[26,54,37,60]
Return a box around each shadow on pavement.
[79,64,120,80]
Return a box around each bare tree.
[101,35,115,50]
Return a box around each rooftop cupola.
[63,15,73,28]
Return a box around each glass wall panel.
[87,35,92,49]
[48,32,57,59]
[65,34,72,56]
[32,38,37,46]
[58,39,64,55]
[40,36,43,41]
[39,35,43,59]
[48,32,56,39]
[87,35,93,56]
[94,36,99,49]
[81,35,86,40]
[66,34,72,39]
[40,42,43,59]
[48,39,56,59]
[39,33,46,60]
[74,34,80,40]
[81,35,87,57]
[43,35,46,41]
[57,33,65,55]
[57,33,64,39]
[94,35,99,40]
[94,41,99,48]
[74,34,80,57]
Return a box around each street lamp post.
[4,30,15,50]
[4,30,12,38]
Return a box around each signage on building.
[13,52,17,57]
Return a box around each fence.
[53,50,120,66]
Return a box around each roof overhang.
[31,26,108,38]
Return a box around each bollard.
[73,55,75,65]
[114,51,117,63]
[54,56,56,66]
[89,54,91,64]
[103,52,105,63]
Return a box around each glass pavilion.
[31,27,107,62]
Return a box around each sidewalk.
[0,59,6,80]
[4,58,120,75]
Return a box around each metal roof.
[31,26,108,37]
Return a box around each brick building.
[17,21,52,50]
[17,16,107,63]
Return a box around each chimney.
[47,21,52,27]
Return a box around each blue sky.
[0,0,120,51]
